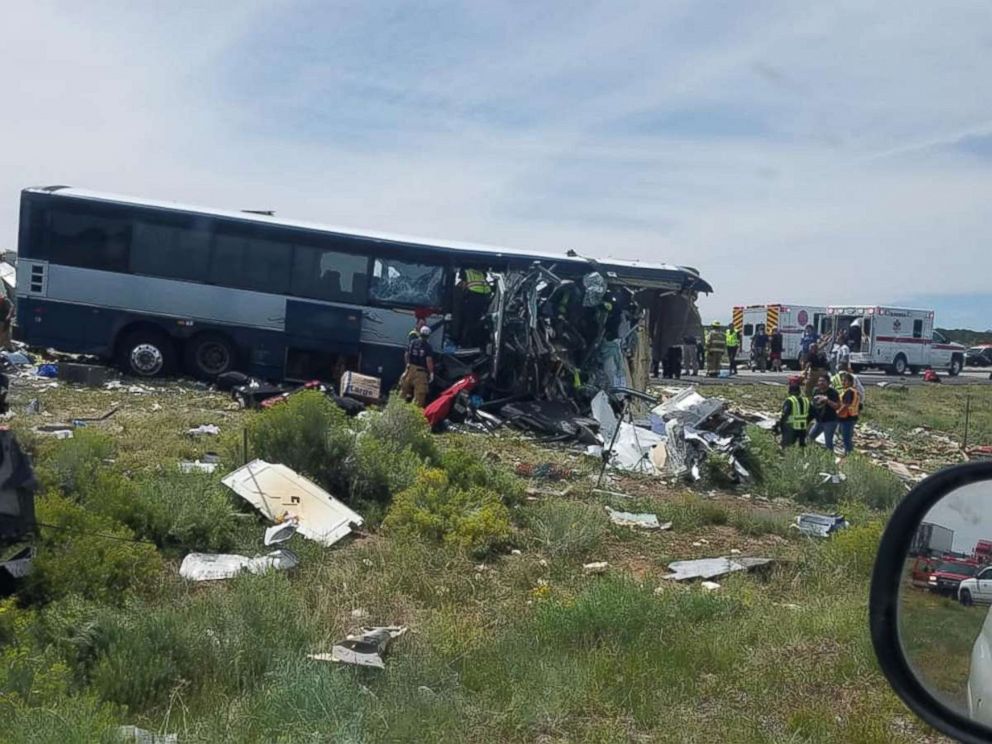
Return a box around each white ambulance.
[732,303,828,369]
[825,305,966,376]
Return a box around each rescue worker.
[799,324,818,367]
[809,374,840,453]
[725,323,741,375]
[400,326,435,407]
[769,329,784,372]
[836,372,861,455]
[752,324,769,372]
[831,362,864,411]
[683,334,699,376]
[458,267,492,347]
[705,321,725,377]
[803,343,829,397]
[779,377,810,447]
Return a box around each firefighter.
[725,323,741,376]
[400,326,435,407]
[779,377,810,447]
[705,321,726,377]
[458,267,492,347]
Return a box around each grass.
[899,578,986,710]
[0,373,976,742]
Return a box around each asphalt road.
[653,367,992,387]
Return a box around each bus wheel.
[185,333,236,379]
[892,354,908,375]
[117,330,175,378]
[949,356,963,377]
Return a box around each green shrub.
[525,500,607,559]
[81,470,240,553]
[818,520,885,579]
[243,390,354,495]
[35,430,114,496]
[363,395,437,461]
[349,397,439,504]
[89,571,312,712]
[26,492,163,605]
[439,446,525,506]
[383,468,513,557]
[349,434,425,505]
[839,454,906,510]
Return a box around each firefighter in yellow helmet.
[705,321,726,377]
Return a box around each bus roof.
[25,186,712,293]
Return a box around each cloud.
[1,1,990,326]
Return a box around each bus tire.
[892,354,908,375]
[949,355,963,377]
[117,329,176,378]
[184,333,237,379]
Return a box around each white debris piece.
[117,725,178,744]
[605,506,670,531]
[179,460,218,474]
[819,472,847,485]
[700,581,721,591]
[664,556,773,581]
[188,424,220,436]
[264,518,299,546]
[583,561,609,574]
[179,549,299,581]
[591,392,666,475]
[222,460,364,546]
[794,513,849,538]
[309,626,408,669]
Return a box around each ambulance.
[732,304,828,369]
[824,305,966,376]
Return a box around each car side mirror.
[871,461,992,743]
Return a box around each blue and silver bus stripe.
[27,263,436,349]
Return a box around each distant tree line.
[937,328,992,346]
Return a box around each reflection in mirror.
[899,480,992,727]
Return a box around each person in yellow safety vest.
[779,377,810,447]
[705,321,726,377]
[836,372,861,455]
[832,363,864,412]
[458,267,492,347]
[725,325,741,375]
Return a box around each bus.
[15,186,711,388]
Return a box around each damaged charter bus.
[15,186,710,391]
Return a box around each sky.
[1,1,990,328]
[925,481,992,555]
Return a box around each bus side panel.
[360,343,407,390]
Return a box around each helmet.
[408,329,418,338]
[419,325,431,336]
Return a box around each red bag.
[423,374,479,427]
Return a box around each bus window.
[48,208,131,272]
[209,231,292,294]
[131,218,211,281]
[370,257,443,307]
[291,245,368,304]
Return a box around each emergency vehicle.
[732,304,828,369]
[825,305,966,376]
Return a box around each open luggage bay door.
[222,460,363,547]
